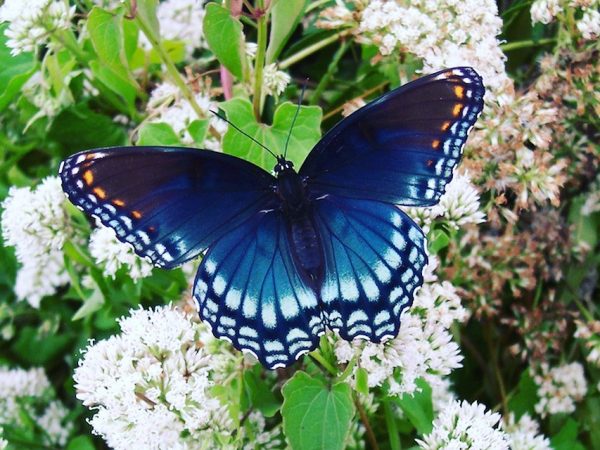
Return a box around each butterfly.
[59,67,484,369]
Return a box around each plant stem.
[355,395,380,450]
[309,350,338,376]
[279,29,353,70]
[500,38,556,52]
[253,0,268,120]
[309,39,350,105]
[383,399,402,450]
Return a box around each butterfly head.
[274,156,294,175]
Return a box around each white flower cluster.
[0,366,72,446]
[405,172,486,233]
[263,64,292,96]
[534,362,587,417]
[574,320,600,366]
[140,0,207,57]
[505,413,552,450]
[531,0,600,39]
[74,305,233,450]
[356,0,510,97]
[89,225,154,280]
[0,0,75,56]
[147,82,227,150]
[416,400,509,450]
[335,259,469,396]
[1,177,70,308]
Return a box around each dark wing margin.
[59,146,277,268]
[193,210,324,369]
[300,67,485,206]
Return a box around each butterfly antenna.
[209,109,278,160]
[283,80,308,159]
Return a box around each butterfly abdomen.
[289,212,323,284]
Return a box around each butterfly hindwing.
[193,210,324,369]
[313,195,427,341]
[301,67,485,206]
[60,146,277,268]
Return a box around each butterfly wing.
[59,146,277,268]
[193,209,323,369]
[313,195,427,340]
[300,67,485,206]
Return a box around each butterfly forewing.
[300,67,485,206]
[60,147,277,268]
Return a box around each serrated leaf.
[396,378,434,435]
[281,371,354,450]
[266,0,308,64]
[0,24,37,112]
[203,4,246,79]
[137,122,182,145]
[220,98,322,171]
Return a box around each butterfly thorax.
[274,160,324,285]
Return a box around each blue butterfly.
[59,67,484,369]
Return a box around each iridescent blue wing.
[59,146,277,268]
[313,195,427,340]
[193,209,323,369]
[300,67,484,206]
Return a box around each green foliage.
[203,3,247,79]
[396,379,434,435]
[220,98,322,170]
[281,371,354,450]
[266,0,308,64]
[0,25,37,112]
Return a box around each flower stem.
[355,394,380,450]
[279,29,353,70]
[500,38,556,52]
[253,0,268,120]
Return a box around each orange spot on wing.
[441,121,451,131]
[427,159,434,167]
[113,199,125,207]
[454,85,464,99]
[148,226,156,233]
[83,170,94,185]
[93,187,106,199]
[132,210,142,219]
[432,139,440,149]
[452,103,463,117]
[86,153,97,160]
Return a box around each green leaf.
[137,122,182,145]
[220,98,322,171]
[72,277,105,321]
[203,4,246,79]
[281,371,354,450]
[135,0,161,44]
[508,369,539,419]
[355,367,369,396]
[266,0,308,64]
[11,327,73,366]
[551,418,586,450]
[0,24,37,112]
[243,367,280,417]
[89,61,138,111]
[48,103,127,151]
[187,119,210,146]
[396,378,434,435]
[66,435,96,450]
[428,229,450,254]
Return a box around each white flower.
[147,82,227,149]
[438,172,486,229]
[74,305,233,450]
[577,8,600,39]
[0,435,6,450]
[575,320,600,366]
[89,225,153,280]
[417,400,509,450]
[263,64,291,96]
[531,0,564,24]
[534,362,587,417]
[356,0,510,99]
[1,177,71,307]
[0,366,71,445]
[505,413,552,450]
[334,269,468,396]
[0,0,75,56]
